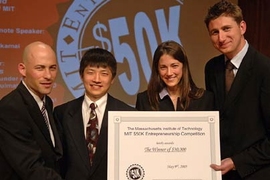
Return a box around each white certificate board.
[108,111,221,180]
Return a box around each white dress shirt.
[82,93,108,137]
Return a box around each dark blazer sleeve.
[108,94,136,111]
[188,90,215,111]
[204,54,226,110]
[53,104,68,178]
[0,85,62,180]
[135,90,152,111]
[229,48,270,178]
[53,103,67,144]
[135,92,144,110]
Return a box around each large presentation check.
[108,111,221,180]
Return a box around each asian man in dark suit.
[204,1,270,180]
[0,41,63,180]
[53,48,135,180]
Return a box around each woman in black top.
[136,40,214,111]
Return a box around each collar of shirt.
[159,88,169,100]
[22,80,44,109]
[82,93,108,136]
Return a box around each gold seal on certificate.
[108,111,221,180]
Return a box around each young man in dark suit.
[204,1,270,180]
[0,41,63,179]
[54,48,135,180]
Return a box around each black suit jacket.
[53,94,135,180]
[136,90,214,111]
[205,46,270,180]
[0,82,63,180]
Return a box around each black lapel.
[17,82,53,145]
[45,96,63,156]
[222,47,253,114]
[90,95,113,172]
[214,56,227,110]
[66,97,91,170]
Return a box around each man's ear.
[240,20,247,35]
[18,63,26,77]
[111,77,115,85]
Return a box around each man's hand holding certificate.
[108,111,221,180]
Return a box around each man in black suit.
[0,41,63,179]
[54,48,135,180]
[204,1,270,180]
